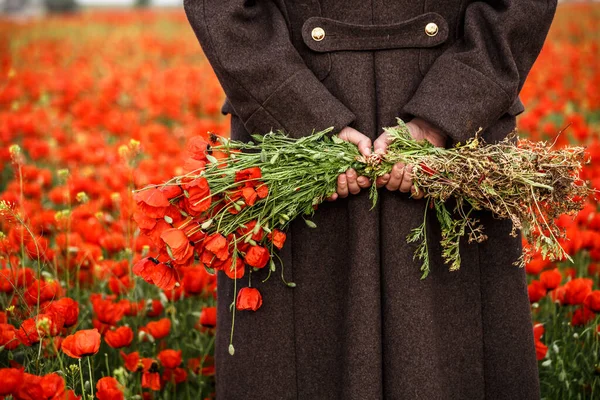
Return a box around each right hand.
[326,126,372,201]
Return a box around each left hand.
[373,117,447,199]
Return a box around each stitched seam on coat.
[370,1,384,398]
[450,58,513,105]
[243,68,306,135]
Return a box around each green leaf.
[206,154,218,164]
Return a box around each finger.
[411,186,424,200]
[326,192,338,202]
[357,176,371,189]
[339,127,360,144]
[337,174,348,198]
[357,138,372,157]
[373,133,391,155]
[376,174,390,188]
[346,169,361,195]
[399,164,413,193]
[340,128,372,156]
[385,163,404,191]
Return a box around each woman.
[183,1,557,398]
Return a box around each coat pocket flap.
[301,13,448,53]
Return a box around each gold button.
[425,22,438,37]
[311,27,325,41]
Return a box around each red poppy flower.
[236,287,263,311]
[584,291,600,313]
[40,372,66,399]
[142,369,161,391]
[571,306,596,326]
[244,245,270,269]
[199,307,216,328]
[236,220,263,242]
[109,275,133,295]
[525,256,551,275]
[182,178,212,215]
[163,367,188,384]
[49,297,80,327]
[182,266,212,296]
[0,367,23,395]
[241,186,258,206]
[120,351,141,372]
[96,376,124,400]
[104,326,134,349]
[146,299,164,318]
[160,228,194,265]
[223,256,245,280]
[203,233,229,261]
[35,312,65,337]
[133,188,170,219]
[24,279,62,306]
[256,183,269,198]
[61,329,101,358]
[92,297,125,326]
[17,318,41,346]
[532,323,547,360]
[133,257,180,291]
[161,184,183,200]
[0,323,19,350]
[540,268,562,290]
[563,278,593,305]
[267,229,286,250]
[234,167,261,185]
[142,318,171,340]
[185,136,210,161]
[157,349,182,369]
[13,372,44,400]
[527,281,547,303]
[534,339,548,360]
[550,285,566,304]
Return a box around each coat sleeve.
[402,0,558,143]
[183,0,357,138]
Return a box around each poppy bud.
[236,287,263,311]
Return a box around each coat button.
[425,22,438,37]
[311,27,325,41]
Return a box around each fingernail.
[358,177,366,184]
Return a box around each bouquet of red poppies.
[132,118,591,354]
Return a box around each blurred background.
[0,1,599,399]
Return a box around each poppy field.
[0,3,599,399]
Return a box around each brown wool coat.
[183,1,557,399]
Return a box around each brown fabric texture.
[183,1,557,399]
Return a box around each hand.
[373,117,447,199]
[326,126,372,201]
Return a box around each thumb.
[373,134,390,155]
[357,138,372,157]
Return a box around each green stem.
[78,358,85,399]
